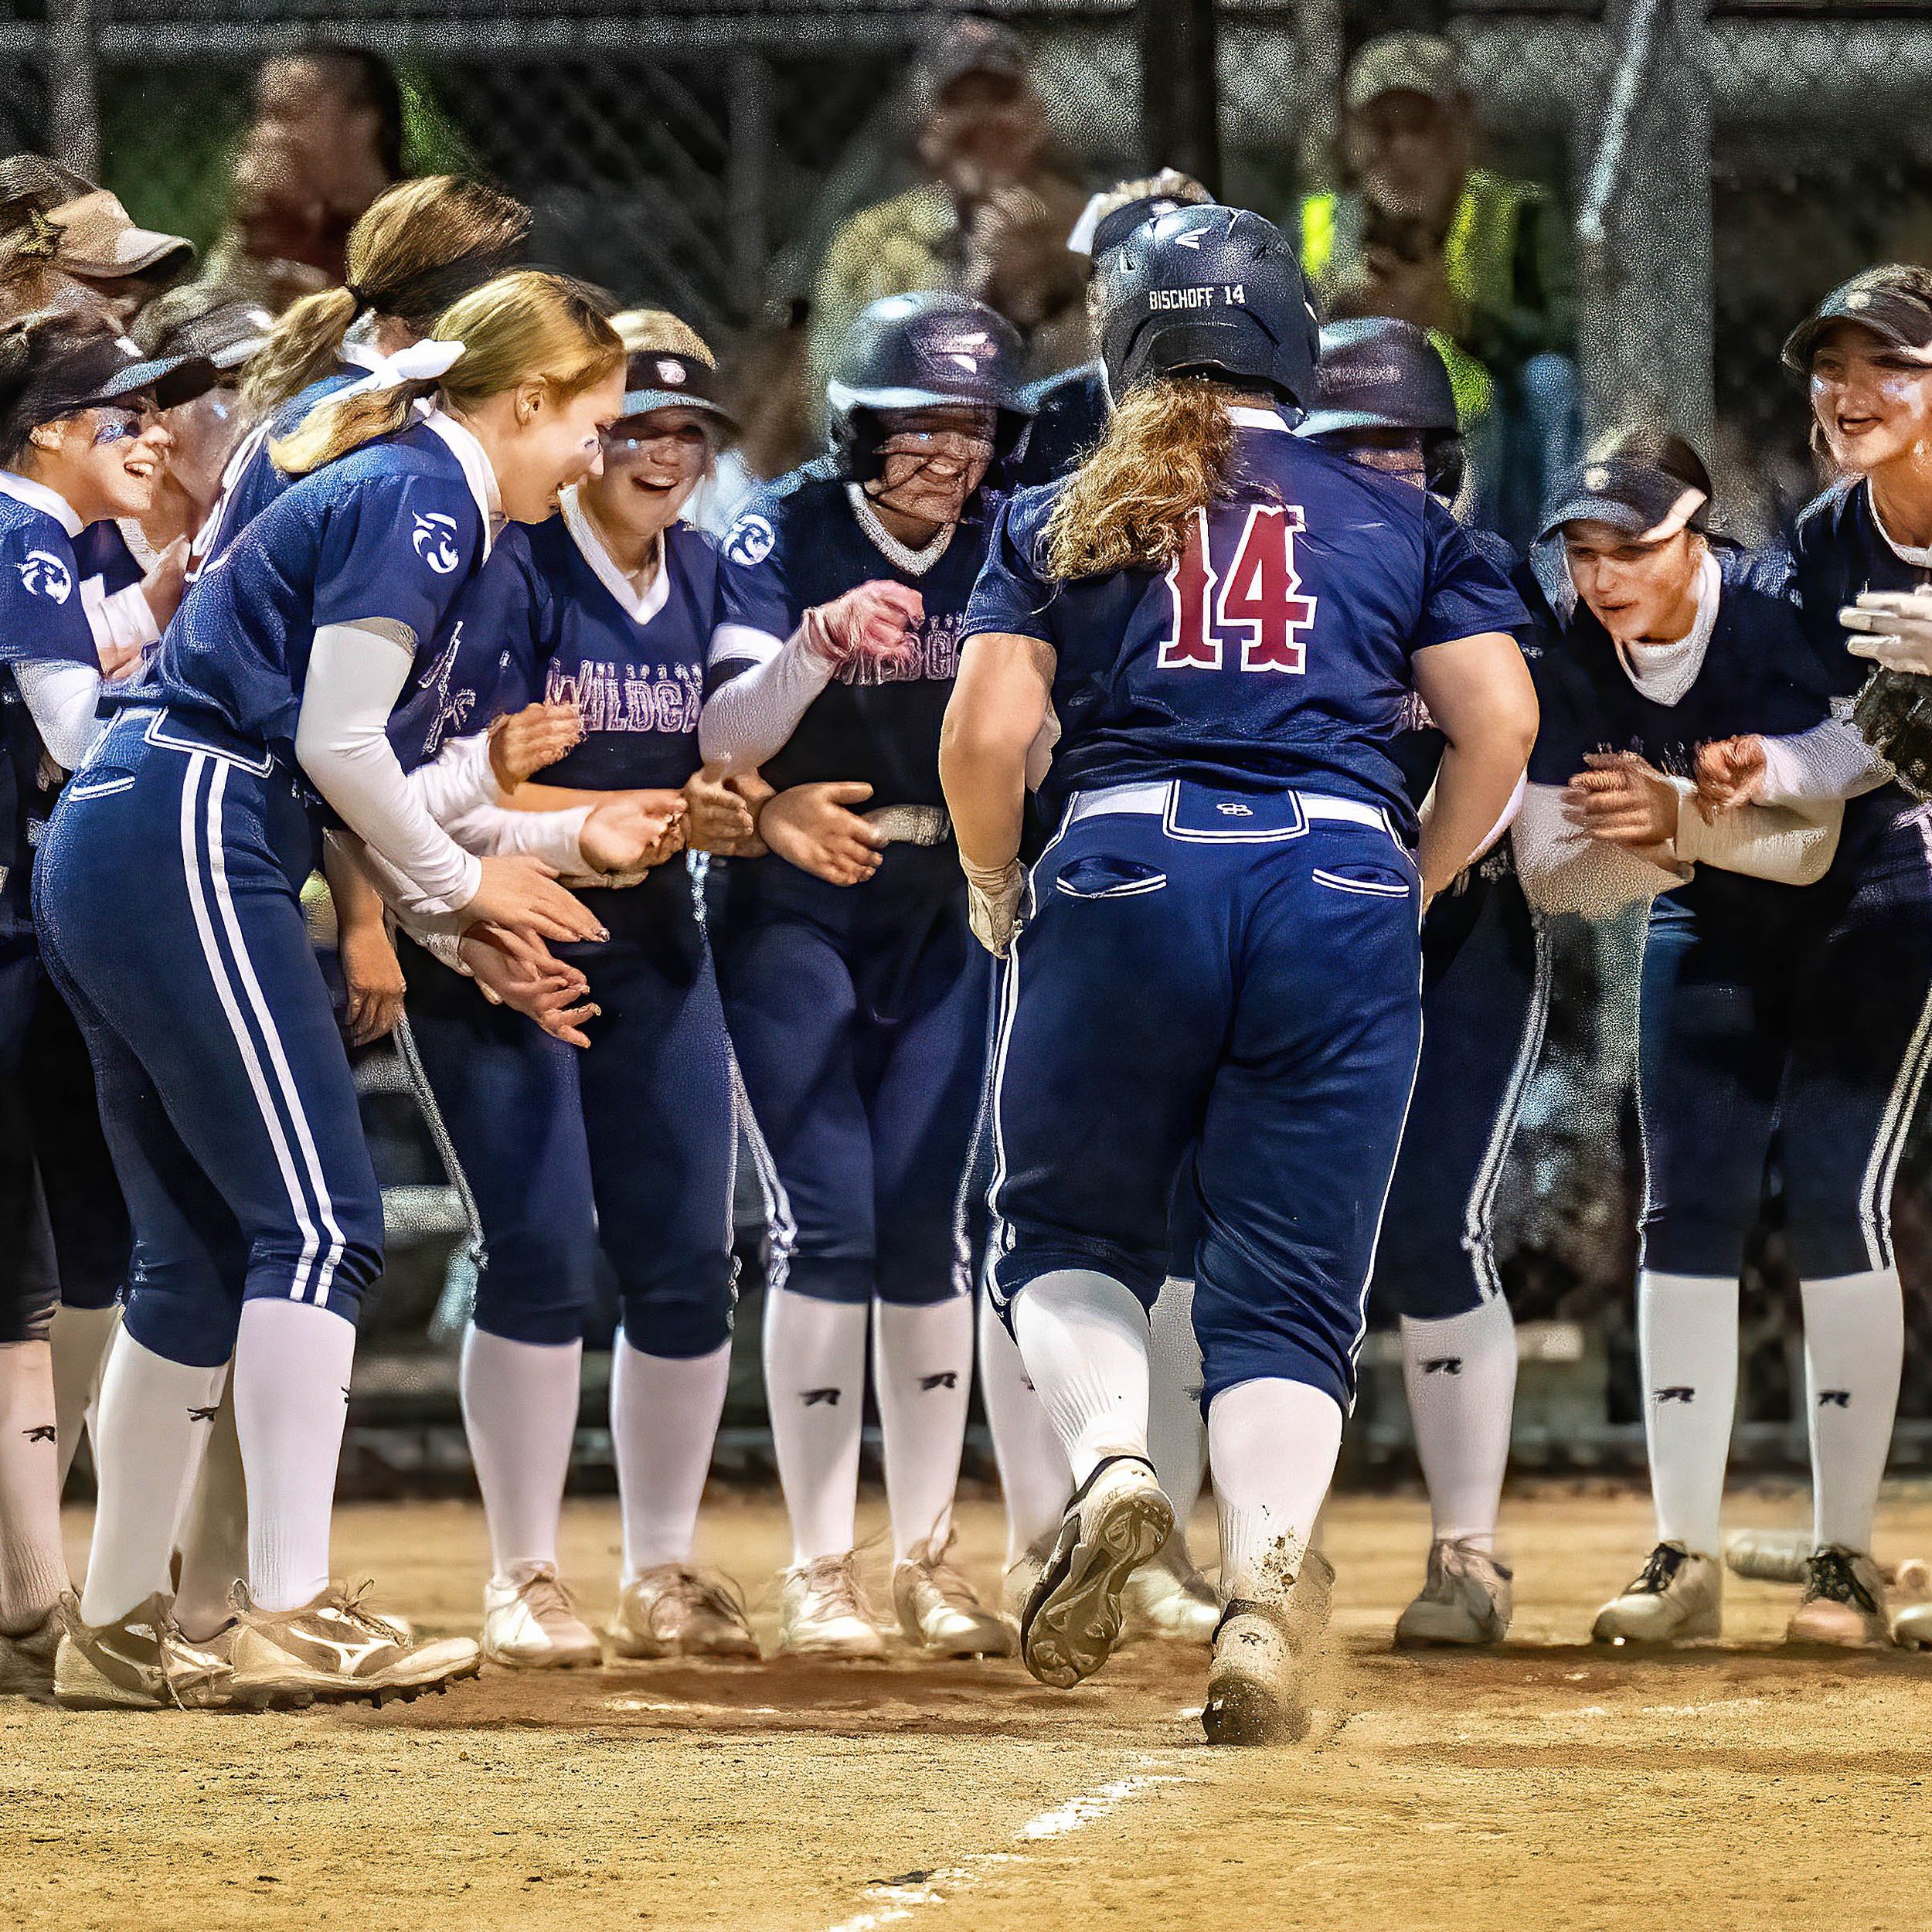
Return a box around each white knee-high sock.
[170,1383,249,1641]
[1148,1275,1207,1514]
[976,1288,1071,1563]
[1010,1270,1151,1490]
[77,1332,225,1626]
[0,1340,70,1632]
[1400,1299,1518,1552]
[1208,1377,1344,1603]
[873,1297,973,1560]
[762,1286,869,1566]
[612,1335,731,1577]
[49,1303,121,1489]
[1638,1271,1737,1557]
[1801,1268,1903,1556]
[232,1299,356,1614]
[460,1326,582,1583]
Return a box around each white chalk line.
[818,1762,1189,1932]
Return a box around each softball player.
[0,314,211,1693]
[396,317,769,1668]
[944,206,1537,1742]
[1301,317,1545,1648]
[1675,268,1932,1649]
[1514,434,1906,1648]
[702,293,1031,1661]
[35,271,621,1710]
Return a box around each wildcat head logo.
[725,513,775,569]
[17,549,72,603]
[412,512,462,576]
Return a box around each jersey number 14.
[1157,505,1318,675]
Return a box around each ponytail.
[271,376,439,477]
[1043,376,1235,580]
[240,283,362,420]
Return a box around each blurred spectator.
[0,156,195,325]
[808,17,1087,400]
[1298,31,1578,540]
[201,49,404,313]
[1012,168,1215,488]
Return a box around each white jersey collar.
[1866,481,1932,571]
[1613,549,1721,709]
[420,407,500,561]
[847,483,954,577]
[560,484,673,628]
[1228,406,1292,433]
[0,469,83,537]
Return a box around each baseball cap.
[1781,265,1932,373]
[1344,31,1464,113]
[618,349,738,437]
[1299,317,1458,439]
[44,188,195,282]
[921,15,1030,99]
[1539,457,1710,546]
[0,317,214,451]
[138,288,275,372]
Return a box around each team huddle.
[2,157,1932,1748]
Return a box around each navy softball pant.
[989,781,1424,1413]
[1372,862,1546,1319]
[400,862,737,1357]
[716,842,989,1308]
[1638,804,1932,1281]
[32,709,383,1368]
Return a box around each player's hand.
[488,700,582,791]
[801,581,923,675]
[1842,590,1932,675]
[459,853,607,945]
[138,536,190,638]
[759,781,884,886]
[682,763,761,854]
[459,927,599,1049]
[1694,735,1768,815]
[338,920,406,1046]
[578,790,686,875]
[964,857,1026,957]
[1563,751,1679,850]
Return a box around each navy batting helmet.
[827,292,1032,480]
[1300,318,1457,438]
[1096,205,1321,413]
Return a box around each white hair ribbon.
[335,337,467,403]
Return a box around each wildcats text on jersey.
[546,656,703,736]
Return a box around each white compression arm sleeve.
[1670,778,1843,886]
[294,621,481,918]
[1754,719,1893,806]
[325,830,468,972]
[83,580,162,659]
[405,732,591,870]
[15,658,106,773]
[698,625,832,773]
[1511,782,1686,918]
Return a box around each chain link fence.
[10,0,1932,1463]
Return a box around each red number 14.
[1157,504,1318,675]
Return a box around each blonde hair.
[1043,377,1234,580]
[611,308,715,367]
[243,175,530,417]
[274,270,622,476]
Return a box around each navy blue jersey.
[714,457,995,809]
[1530,546,1835,926]
[73,519,145,601]
[1012,363,1108,490]
[525,498,723,792]
[115,414,491,766]
[965,415,1527,836]
[1790,478,1922,701]
[386,522,551,775]
[194,365,361,574]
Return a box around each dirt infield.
[6,1483,1931,1932]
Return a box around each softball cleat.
[1202,1550,1335,1746]
[893,1532,1015,1658]
[226,1580,481,1709]
[1786,1546,1889,1649]
[1020,1454,1173,1689]
[777,1553,888,1660]
[1591,1542,1721,1646]
[0,1607,61,1698]
[609,1566,760,1661]
[481,1564,602,1669]
[1122,1539,1223,1646]
[1723,1527,1811,1585]
[1394,1538,1513,1648]
[52,1593,231,1711]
